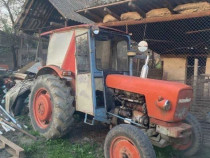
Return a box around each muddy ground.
[0,114,210,158]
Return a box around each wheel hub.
[36,94,52,121]
[110,136,141,158]
[33,88,52,128]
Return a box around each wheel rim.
[33,88,52,129]
[110,136,141,158]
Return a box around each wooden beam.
[50,22,65,28]
[98,10,210,27]
[104,7,120,20]
[85,10,102,22]
[163,0,177,14]
[186,28,210,34]
[77,0,131,13]
[16,0,35,29]
[40,6,55,29]
[128,2,146,18]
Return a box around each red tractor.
[29,25,202,158]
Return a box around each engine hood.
[106,74,193,122]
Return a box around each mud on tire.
[104,124,156,158]
[29,75,75,139]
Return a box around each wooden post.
[193,58,199,98]
[65,20,68,27]
[104,7,120,20]
[152,51,155,68]
[128,2,146,18]
[85,10,102,22]
[35,30,41,61]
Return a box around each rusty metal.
[186,28,210,34]
[156,123,192,138]
[150,118,182,127]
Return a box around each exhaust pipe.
[140,54,150,78]
[138,41,149,78]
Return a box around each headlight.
[156,99,171,111]
[92,26,100,35]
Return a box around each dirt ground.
[0,114,210,158]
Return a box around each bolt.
[122,153,129,158]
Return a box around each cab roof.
[41,24,127,36]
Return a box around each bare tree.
[0,0,25,69]
[0,0,25,32]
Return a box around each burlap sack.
[174,2,210,14]
[103,14,118,23]
[120,12,142,21]
[146,8,171,18]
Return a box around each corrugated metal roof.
[15,0,95,33]
[49,0,93,23]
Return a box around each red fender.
[36,65,76,92]
[36,65,65,79]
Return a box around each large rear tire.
[29,75,75,139]
[104,124,156,158]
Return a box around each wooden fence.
[0,31,48,70]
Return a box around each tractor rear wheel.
[29,75,75,139]
[104,124,156,158]
[173,113,203,157]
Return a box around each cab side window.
[76,33,90,73]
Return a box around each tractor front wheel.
[173,113,203,157]
[104,124,156,158]
[29,75,75,139]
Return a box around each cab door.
[75,32,94,115]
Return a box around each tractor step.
[84,114,95,125]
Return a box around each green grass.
[155,146,179,158]
[21,135,210,158]
[18,114,209,158]
[22,138,177,158]
[22,139,103,158]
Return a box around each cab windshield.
[95,30,129,72]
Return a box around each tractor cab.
[41,25,133,123]
[75,26,132,123]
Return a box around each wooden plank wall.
[0,31,48,70]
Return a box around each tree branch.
[1,0,15,26]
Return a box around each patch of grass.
[155,146,179,158]
[46,139,100,158]
[28,129,40,136]
[22,141,42,154]
[23,138,103,158]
